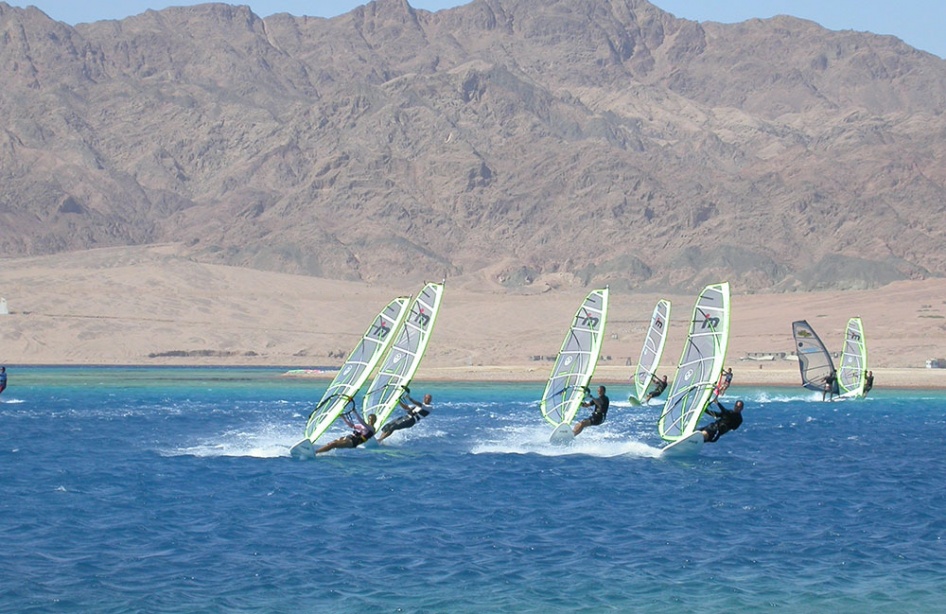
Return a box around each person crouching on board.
[573,385,610,437]
[316,401,377,454]
[643,374,668,403]
[376,388,433,443]
[697,398,744,443]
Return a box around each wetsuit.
[343,412,375,447]
[380,398,431,436]
[582,392,610,426]
[699,400,743,443]
[0,368,6,395]
[864,373,874,394]
[647,378,667,399]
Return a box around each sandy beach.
[2,244,945,388]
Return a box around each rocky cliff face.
[1,0,944,292]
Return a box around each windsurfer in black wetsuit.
[376,388,433,443]
[864,370,874,396]
[573,385,610,436]
[697,398,744,443]
[0,366,6,397]
[316,399,376,454]
[822,369,838,401]
[643,374,668,403]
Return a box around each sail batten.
[658,282,730,442]
[540,288,609,428]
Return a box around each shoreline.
[6,363,945,390]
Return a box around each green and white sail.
[363,281,445,429]
[540,288,609,429]
[633,299,671,402]
[658,282,730,442]
[299,295,411,444]
[838,317,868,398]
[791,320,836,392]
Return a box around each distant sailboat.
[791,320,837,393]
[837,317,868,399]
[629,299,671,406]
[658,282,730,456]
[541,288,609,444]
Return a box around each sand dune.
[2,245,945,388]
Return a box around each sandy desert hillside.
[2,246,945,388]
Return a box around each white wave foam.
[470,424,662,458]
[169,422,300,458]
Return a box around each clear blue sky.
[10,0,945,59]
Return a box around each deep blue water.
[2,367,945,613]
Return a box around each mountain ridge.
[1,0,944,292]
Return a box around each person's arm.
[706,399,725,417]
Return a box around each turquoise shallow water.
[2,367,945,612]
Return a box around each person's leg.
[573,418,591,436]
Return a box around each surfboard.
[549,423,575,445]
[660,431,704,457]
[627,395,641,406]
[289,439,316,459]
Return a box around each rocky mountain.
[1,0,945,292]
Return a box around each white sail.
[792,320,836,392]
[633,299,671,402]
[540,288,609,429]
[363,281,445,429]
[658,282,730,442]
[838,317,868,398]
[298,296,411,444]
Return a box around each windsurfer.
[864,370,874,396]
[716,367,733,396]
[822,369,838,401]
[698,398,744,443]
[573,385,610,436]
[643,374,668,403]
[0,366,6,396]
[315,402,376,454]
[376,388,433,442]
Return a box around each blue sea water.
[2,366,945,613]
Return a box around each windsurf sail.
[633,299,672,401]
[540,288,609,429]
[300,295,412,443]
[363,281,445,429]
[658,282,730,442]
[791,320,836,392]
[837,317,868,398]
